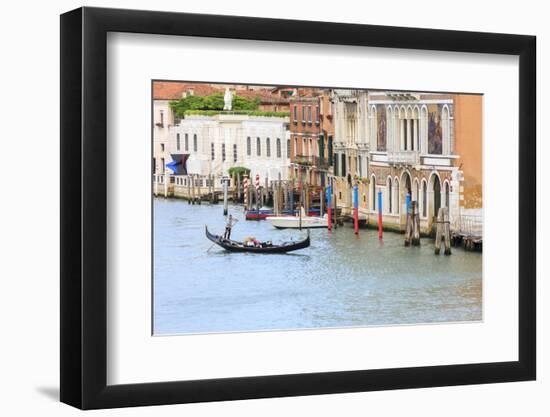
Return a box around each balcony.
[293,154,330,170]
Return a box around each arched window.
[256,137,261,156]
[422,180,427,217]
[287,139,290,158]
[357,155,362,177]
[442,106,450,155]
[193,134,198,152]
[412,106,420,152]
[266,137,271,157]
[246,137,251,156]
[276,138,281,158]
[369,105,377,150]
[399,106,406,151]
[387,107,393,151]
[420,106,428,154]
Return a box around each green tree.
[228,166,250,178]
[169,93,262,117]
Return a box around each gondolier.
[223,214,238,239]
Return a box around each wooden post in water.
[264,176,268,207]
[197,176,201,204]
[333,178,338,229]
[231,172,236,202]
[290,179,295,214]
[237,173,241,202]
[186,175,191,203]
[327,184,332,232]
[434,207,451,255]
[377,189,383,239]
[223,177,229,216]
[353,184,359,235]
[412,201,420,246]
[320,186,324,218]
[277,173,282,215]
[285,181,290,211]
[208,174,213,202]
[405,201,420,246]
[271,181,280,216]
[304,183,309,215]
[191,175,195,204]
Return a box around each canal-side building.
[331,89,370,216]
[167,113,291,184]
[153,81,224,178]
[365,91,482,234]
[319,91,335,176]
[288,90,333,187]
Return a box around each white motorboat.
[267,207,328,229]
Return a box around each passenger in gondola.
[223,214,238,240]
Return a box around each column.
[399,119,407,151]
[412,119,418,151]
[406,119,411,151]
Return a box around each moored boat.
[245,207,321,220]
[205,226,310,253]
[266,207,328,229]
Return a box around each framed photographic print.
[60,6,536,409]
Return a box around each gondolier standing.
[223,214,238,240]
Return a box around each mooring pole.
[223,177,229,216]
[290,179,295,214]
[243,174,248,212]
[353,184,359,235]
[377,189,383,239]
[333,177,338,229]
[327,184,332,232]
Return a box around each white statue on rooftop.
[223,87,232,111]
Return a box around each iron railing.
[293,154,331,170]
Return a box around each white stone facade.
[162,114,291,184]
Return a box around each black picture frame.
[60,6,536,410]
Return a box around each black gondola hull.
[205,226,309,253]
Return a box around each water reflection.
[154,198,482,335]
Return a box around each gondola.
[205,226,310,253]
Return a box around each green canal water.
[153,198,482,335]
